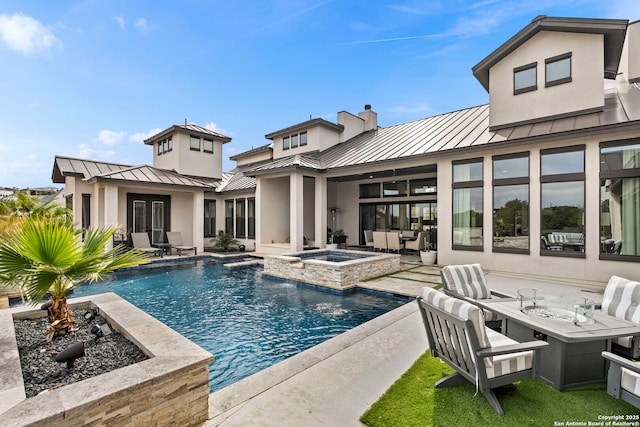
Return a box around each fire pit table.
[475,290,640,391]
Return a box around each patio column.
[103,185,119,248]
[290,172,305,252]
[315,176,327,248]
[193,191,205,252]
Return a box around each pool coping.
[207,299,418,422]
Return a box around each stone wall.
[0,293,214,426]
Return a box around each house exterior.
[52,16,640,285]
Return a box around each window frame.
[190,135,201,151]
[300,131,308,146]
[492,152,530,254]
[513,62,537,95]
[203,138,214,154]
[283,136,290,150]
[452,158,484,251]
[204,199,216,238]
[235,198,246,238]
[545,52,572,88]
[291,133,298,148]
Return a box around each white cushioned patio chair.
[404,231,425,253]
[363,230,374,250]
[440,264,509,330]
[417,287,547,415]
[372,231,387,252]
[386,231,402,253]
[131,232,163,258]
[601,275,640,359]
[602,351,640,409]
[166,232,197,256]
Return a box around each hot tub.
[262,249,400,290]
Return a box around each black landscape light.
[83,309,97,321]
[91,323,112,337]
[54,342,85,369]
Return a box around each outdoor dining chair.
[166,232,197,256]
[404,231,425,253]
[372,231,387,252]
[418,287,547,415]
[131,232,163,258]
[363,230,374,250]
[386,231,402,253]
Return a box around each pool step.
[223,259,263,269]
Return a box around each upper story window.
[283,136,290,150]
[190,135,201,151]
[513,62,537,95]
[359,182,380,198]
[291,134,298,148]
[157,136,172,155]
[282,132,306,151]
[300,131,308,146]
[545,52,572,88]
[203,138,214,153]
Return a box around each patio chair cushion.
[484,328,534,379]
[602,276,640,322]
[441,264,491,299]
[422,287,491,350]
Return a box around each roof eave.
[265,118,344,140]
[143,125,232,145]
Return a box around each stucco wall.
[489,31,604,128]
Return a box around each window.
[546,52,572,87]
[190,135,201,151]
[204,200,216,238]
[203,138,213,153]
[283,136,290,150]
[248,197,256,239]
[300,131,307,146]
[453,159,483,249]
[157,142,163,155]
[383,181,407,197]
[236,198,245,238]
[167,136,172,152]
[514,62,537,95]
[291,134,298,148]
[410,178,437,196]
[600,140,640,260]
[81,194,91,231]
[360,183,380,198]
[493,153,529,252]
[225,200,234,236]
[540,147,585,256]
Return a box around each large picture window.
[540,147,585,256]
[452,159,483,249]
[493,153,529,253]
[600,140,640,260]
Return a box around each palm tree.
[0,217,149,340]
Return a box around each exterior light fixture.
[54,342,85,369]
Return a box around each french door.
[127,194,171,244]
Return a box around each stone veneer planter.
[0,292,214,426]
[263,249,401,290]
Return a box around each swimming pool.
[71,260,408,392]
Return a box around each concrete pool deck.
[205,254,607,426]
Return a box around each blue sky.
[1,1,638,189]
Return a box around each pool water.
[71,261,407,392]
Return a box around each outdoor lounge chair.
[601,275,640,359]
[602,351,640,409]
[166,232,197,256]
[131,232,163,258]
[440,263,509,330]
[418,287,547,415]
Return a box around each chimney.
[358,104,377,131]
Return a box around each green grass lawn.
[361,352,639,427]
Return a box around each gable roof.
[143,123,232,145]
[472,16,629,92]
[52,156,133,183]
[265,118,343,140]
[229,143,272,161]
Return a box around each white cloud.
[114,16,125,31]
[129,128,163,144]
[135,17,149,33]
[388,103,433,116]
[98,130,126,146]
[77,144,116,160]
[205,122,231,136]
[0,14,62,55]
